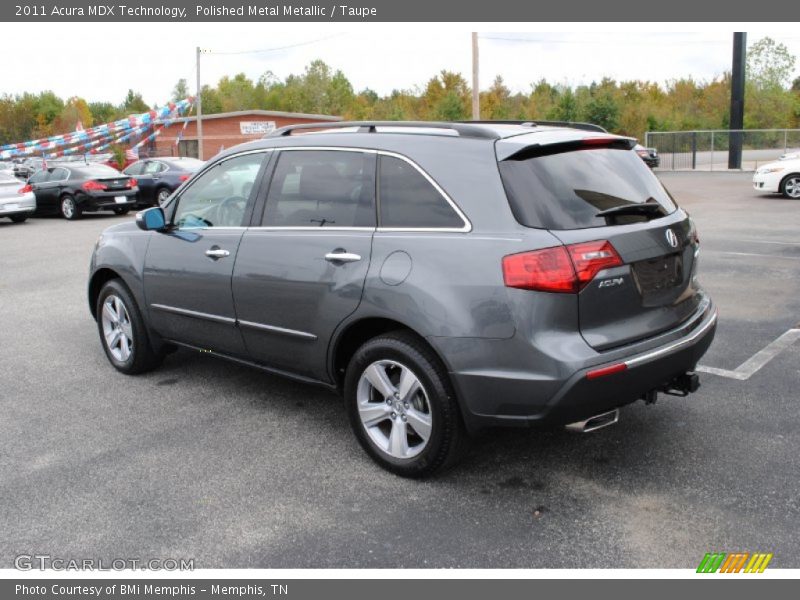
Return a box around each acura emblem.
[665,229,678,248]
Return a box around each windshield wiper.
[595,203,666,219]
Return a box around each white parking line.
[712,251,800,261]
[697,328,800,380]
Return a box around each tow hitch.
[661,371,701,397]
[641,371,701,404]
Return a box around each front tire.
[344,331,468,477]
[96,279,163,374]
[780,174,800,199]
[60,195,82,220]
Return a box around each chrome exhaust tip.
[565,409,619,433]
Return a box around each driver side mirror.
[135,207,167,231]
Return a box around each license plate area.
[114,196,128,204]
[631,253,683,299]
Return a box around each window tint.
[378,156,464,229]
[498,146,677,230]
[28,170,49,183]
[144,161,165,174]
[50,168,68,181]
[123,162,144,176]
[173,152,266,229]
[263,150,375,228]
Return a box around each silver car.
[0,171,36,223]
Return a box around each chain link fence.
[644,129,800,171]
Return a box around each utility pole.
[196,46,204,160]
[728,32,746,170]
[471,32,480,120]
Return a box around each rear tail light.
[179,174,190,182]
[18,184,32,194]
[82,180,107,192]
[127,178,138,188]
[502,240,622,294]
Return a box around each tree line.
[2,37,798,148]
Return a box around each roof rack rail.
[266,121,500,140]
[459,120,608,133]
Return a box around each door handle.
[205,248,230,259]
[324,251,362,263]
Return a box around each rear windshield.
[72,165,121,178]
[498,146,677,230]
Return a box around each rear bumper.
[0,195,36,216]
[436,299,717,432]
[77,190,138,211]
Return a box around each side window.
[172,152,266,229]
[28,170,49,183]
[378,156,465,229]
[144,161,164,175]
[263,150,375,228]
[50,168,68,181]
[124,162,144,176]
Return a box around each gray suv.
[88,121,717,477]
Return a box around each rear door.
[143,150,270,355]
[232,148,376,381]
[123,161,147,202]
[497,137,703,351]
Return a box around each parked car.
[14,157,45,180]
[27,164,138,220]
[88,121,716,477]
[0,171,36,222]
[752,156,800,198]
[123,157,205,206]
[634,143,660,168]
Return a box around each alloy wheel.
[61,197,75,218]
[101,294,134,362]
[356,360,433,459]
[784,177,800,198]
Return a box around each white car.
[753,158,800,199]
[0,171,36,223]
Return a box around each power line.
[209,34,343,55]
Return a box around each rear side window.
[378,156,465,229]
[263,150,376,228]
[498,146,677,230]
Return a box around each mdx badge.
[598,277,625,288]
[665,229,679,248]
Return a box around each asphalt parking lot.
[1,171,798,569]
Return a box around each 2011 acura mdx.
[88,121,717,477]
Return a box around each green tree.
[172,78,190,102]
[121,89,150,114]
[747,36,797,89]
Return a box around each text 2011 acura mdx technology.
[88,121,717,477]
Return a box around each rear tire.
[156,187,171,206]
[344,331,469,477]
[96,279,163,374]
[9,214,28,223]
[780,174,800,199]
[60,194,82,220]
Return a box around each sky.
[4,23,800,107]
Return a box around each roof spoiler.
[459,120,608,133]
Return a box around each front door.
[232,148,377,381]
[143,151,270,356]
